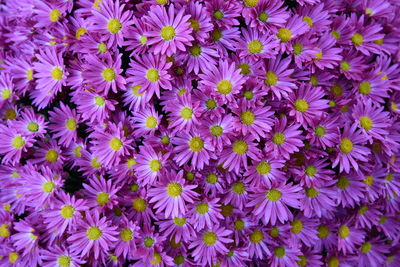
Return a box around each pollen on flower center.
[94,96,105,106]
[364,175,374,186]
[102,68,116,82]
[120,228,133,241]
[189,137,204,152]
[96,192,110,206]
[338,225,350,238]
[250,230,263,243]
[98,43,107,53]
[12,136,25,149]
[213,10,224,19]
[0,224,10,238]
[238,63,251,75]
[277,28,292,42]
[87,226,102,240]
[166,182,183,197]
[303,16,313,27]
[132,85,143,97]
[232,140,248,155]
[180,107,193,120]
[109,137,123,151]
[146,68,160,82]
[295,99,309,113]
[49,9,61,22]
[43,181,55,193]
[272,132,285,145]
[336,176,350,189]
[248,40,263,54]
[256,161,271,175]
[340,61,350,71]
[232,182,246,194]
[161,136,170,145]
[210,125,223,137]
[144,237,154,247]
[291,220,303,234]
[190,45,202,57]
[266,188,282,201]
[305,165,317,177]
[160,25,176,41]
[2,89,11,99]
[91,157,102,168]
[315,126,326,137]
[196,202,209,214]
[206,99,217,110]
[331,30,340,40]
[26,69,33,81]
[132,198,147,212]
[264,71,278,86]
[51,67,63,81]
[60,205,74,219]
[173,217,187,226]
[305,187,319,198]
[8,252,19,263]
[203,231,217,246]
[75,27,87,40]
[359,205,368,215]
[244,90,253,100]
[293,43,303,55]
[351,33,364,46]
[298,256,307,267]
[211,29,223,41]
[234,219,244,231]
[216,80,233,95]
[57,255,71,267]
[358,81,371,94]
[359,116,373,131]
[240,111,255,125]
[146,116,157,129]
[361,242,372,253]
[274,247,286,258]
[340,138,353,154]
[189,19,200,32]
[244,0,259,8]
[206,173,218,184]
[65,118,77,131]
[317,225,330,239]
[46,149,59,162]
[150,252,162,265]
[107,18,122,34]
[149,159,162,172]
[258,11,269,22]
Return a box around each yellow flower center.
[146,116,157,129]
[305,165,317,177]
[206,99,217,110]
[58,255,71,267]
[330,84,343,97]
[291,220,303,234]
[213,10,224,19]
[107,18,122,34]
[310,75,318,86]
[379,215,387,224]
[328,257,339,267]
[339,225,350,238]
[305,187,319,198]
[96,192,110,206]
[256,161,271,175]
[266,188,282,201]
[211,29,222,41]
[210,125,223,137]
[4,108,16,120]
[26,69,33,81]
[220,203,233,217]
[131,85,143,97]
[238,63,251,75]
[387,256,395,263]
[232,140,248,154]
[360,242,372,253]
[314,126,326,137]
[232,182,246,194]
[65,118,76,131]
[270,227,280,238]
[189,136,204,152]
[51,67,63,81]
[272,132,285,145]
[250,230,263,243]
[264,71,278,86]
[298,256,307,267]
[87,226,102,240]
[144,236,154,247]
[295,99,309,113]
[277,28,292,42]
[274,247,286,258]
[75,27,87,40]
[359,116,373,131]
[146,68,160,82]
[317,225,330,239]
[91,157,102,168]
[94,96,105,106]
[314,51,323,60]
[49,9,61,22]
[180,107,193,120]
[374,38,384,45]
[359,81,371,95]
[293,43,303,55]
[340,138,353,154]
[160,25,176,41]
[43,181,55,193]
[247,40,263,54]
[244,0,259,8]
[132,198,147,212]
[364,175,374,186]
[336,176,350,189]
[149,159,162,172]
[203,231,217,246]
[352,33,364,46]
[12,136,25,149]
[166,182,182,197]
[190,45,202,57]
[234,219,244,231]
[258,11,269,22]
[240,111,255,125]
[1,89,11,99]
[161,136,170,145]
[331,30,340,40]
[189,19,200,32]
[60,205,74,219]
[174,255,185,265]
[340,61,350,71]
[244,90,253,100]
[150,252,162,265]
[98,43,107,53]
[173,217,186,226]
[206,173,218,184]
[120,228,133,242]
[109,137,123,151]
[46,149,59,162]
[216,80,233,95]
[196,202,209,214]
[386,173,393,181]
[359,205,368,215]
[9,252,18,264]
[302,16,313,27]
[0,224,10,238]
[102,68,115,82]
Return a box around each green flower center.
[293,43,303,55]
[244,90,253,100]
[203,231,217,246]
[305,187,319,198]
[166,182,182,197]
[173,217,187,226]
[49,9,61,22]
[234,219,244,231]
[46,149,59,162]
[211,29,222,41]
[160,25,176,41]
[146,68,160,82]
[352,33,364,46]
[91,157,102,168]
[379,216,387,224]
[331,30,340,40]
[238,63,251,75]
[266,189,282,201]
[102,67,115,82]
[340,61,350,71]
[256,161,271,175]
[250,230,263,243]
[364,175,374,186]
[359,81,371,95]
[189,19,200,32]
[216,80,233,95]
[232,182,246,194]
[107,18,122,34]
[298,256,307,267]
[303,16,313,27]
[161,136,170,145]
[338,225,350,238]
[149,159,162,172]
[277,28,292,42]
[240,111,255,125]
[360,242,372,253]
[340,138,353,154]
[274,247,286,258]
[1,89,11,99]
[317,225,330,239]
[210,125,223,137]
[174,255,185,265]
[132,198,147,212]
[213,10,224,19]
[57,255,71,267]
[139,36,147,45]
[315,126,326,137]
[94,96,105,106]
[264,71,278,86]
[310,75,318,86]
[144,236,154,247]
[60,205,74,219]
[196,203,209,214]
[146,116,157,129]
[270,227,280,238]
[359,205,368,215]
[295,99,309,113]
[189,137,204,152]
[43,181,55,193]
[98,43,107,53]
[12,136,25,149]
[272,132,285,145]
[190,45,202,57]
[206,173,218,184]
[305,165,317,177]
[27,122,39,132]
[258,11,269,22]
[232,140,248,155]
[87,226,102,240]
[96,192,109,206]
[291,220,303,234]
[120,228,133,242]
[336,176,350,189]
[247,40,263,54]
[360,116,373,131]
[180,107,193,120]
[206,99,217,110]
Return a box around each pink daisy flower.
[282,214,318,247]
[354,70,389,104]
[269,245,302,267]
[223,179,251,210]
[73,89,116,123]
[185,1,214,42]
[33,1,66,28]
[42,245,85,267]
[157,214,197,243]
[48,103,80,147]
[337,222,365,255]
[68,210,118,260]
[122,81,149,112]
[200,114,235,153]
[244,156,286,187]
[0,73,16,107]
[178,43,219,75]
[188,197,224,231]
[246,227,273,259]
[145,4,193,56]
[335,172,366,208]
[275,14,309,53]
[83,177,120,211]
[297,3,331,34]
[3,56,34,95]
[30,140,65,170]
[238,28,279,61]
[358,238,390,267]
[0,124,33,164]
[339,50,367,81]
[132,107,161,136]
[292,158,334,187]
[166,94,201,134]
[206,0,241,28]
[148,170,198,218]
[12,107,48,138]
[300,180,338,218]
[306,114,339,149]
[114,216,141,259]
[11,218,40,254]
[308,33,343,73]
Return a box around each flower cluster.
[0,0,400,266]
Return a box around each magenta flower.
[48,103,80,147]
[0,124,33,164]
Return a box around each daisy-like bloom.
[238,28,279,61]
[33,1,65,28]
[157,214,197,243]
[73,89,116,123]
[11,218,40,253]
[124,16,149,55]
[200,114,235,153]
[264,116,304,160]
[43,191,88,237]
[269,245,302,267]
[178,43,219,75]
[199,166,226,197]
[246,227,272,259]
[352,99,391,142]
[232,99,274,140]
[244,156,286,187]
[300,180,337,218]
[292,158,334,187]
[308,33,343,73]
[354,204,382,230]
[362,167,385,201]
[83,177,120,211]
[220,247,249,267]
[188,225,233,267]
[4,56,34,95]
[68,210,118,260]
[0,73,16,107]
[222,179,250,210]
[126,54,172,100]
[199,60,246,105]
[30,140,65,170]
[83,53,125,95]
[122,81,148,112]
[91,0,133,47]
[275,14,309,53]
[114,216,141,259]
[134,145,170,186]
[247,181,303,225]
[290,35,320,68]
[260,55,296,100]
[42,245,85,267]
[242,0,290,33]
[345,14,384,56]
[0,124,33,164]
[209,26,241,54]
[132,107,161,136]
[12,107,47,138]
[357,238,390,267]
[219,135,260,174]
[332,123,370,173]
[32,47,67,109]
[145,4,193,56]
[167,94,201,134]
[148,170,198,218]
[282,214,318,247]
[335,172,365,208]
[337,222,365,255]
[186,1,214,42]
[172,131,215,170]
[206,0,240,28]
[338,50,367,81]
[90,122,132,166]
[188,198,224,230]
[48,103,80,147]
[383,172,400,199]
[354,70,389,104]
[298,3,331,34]
[306,114,339,149]
[288,83,329,126]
